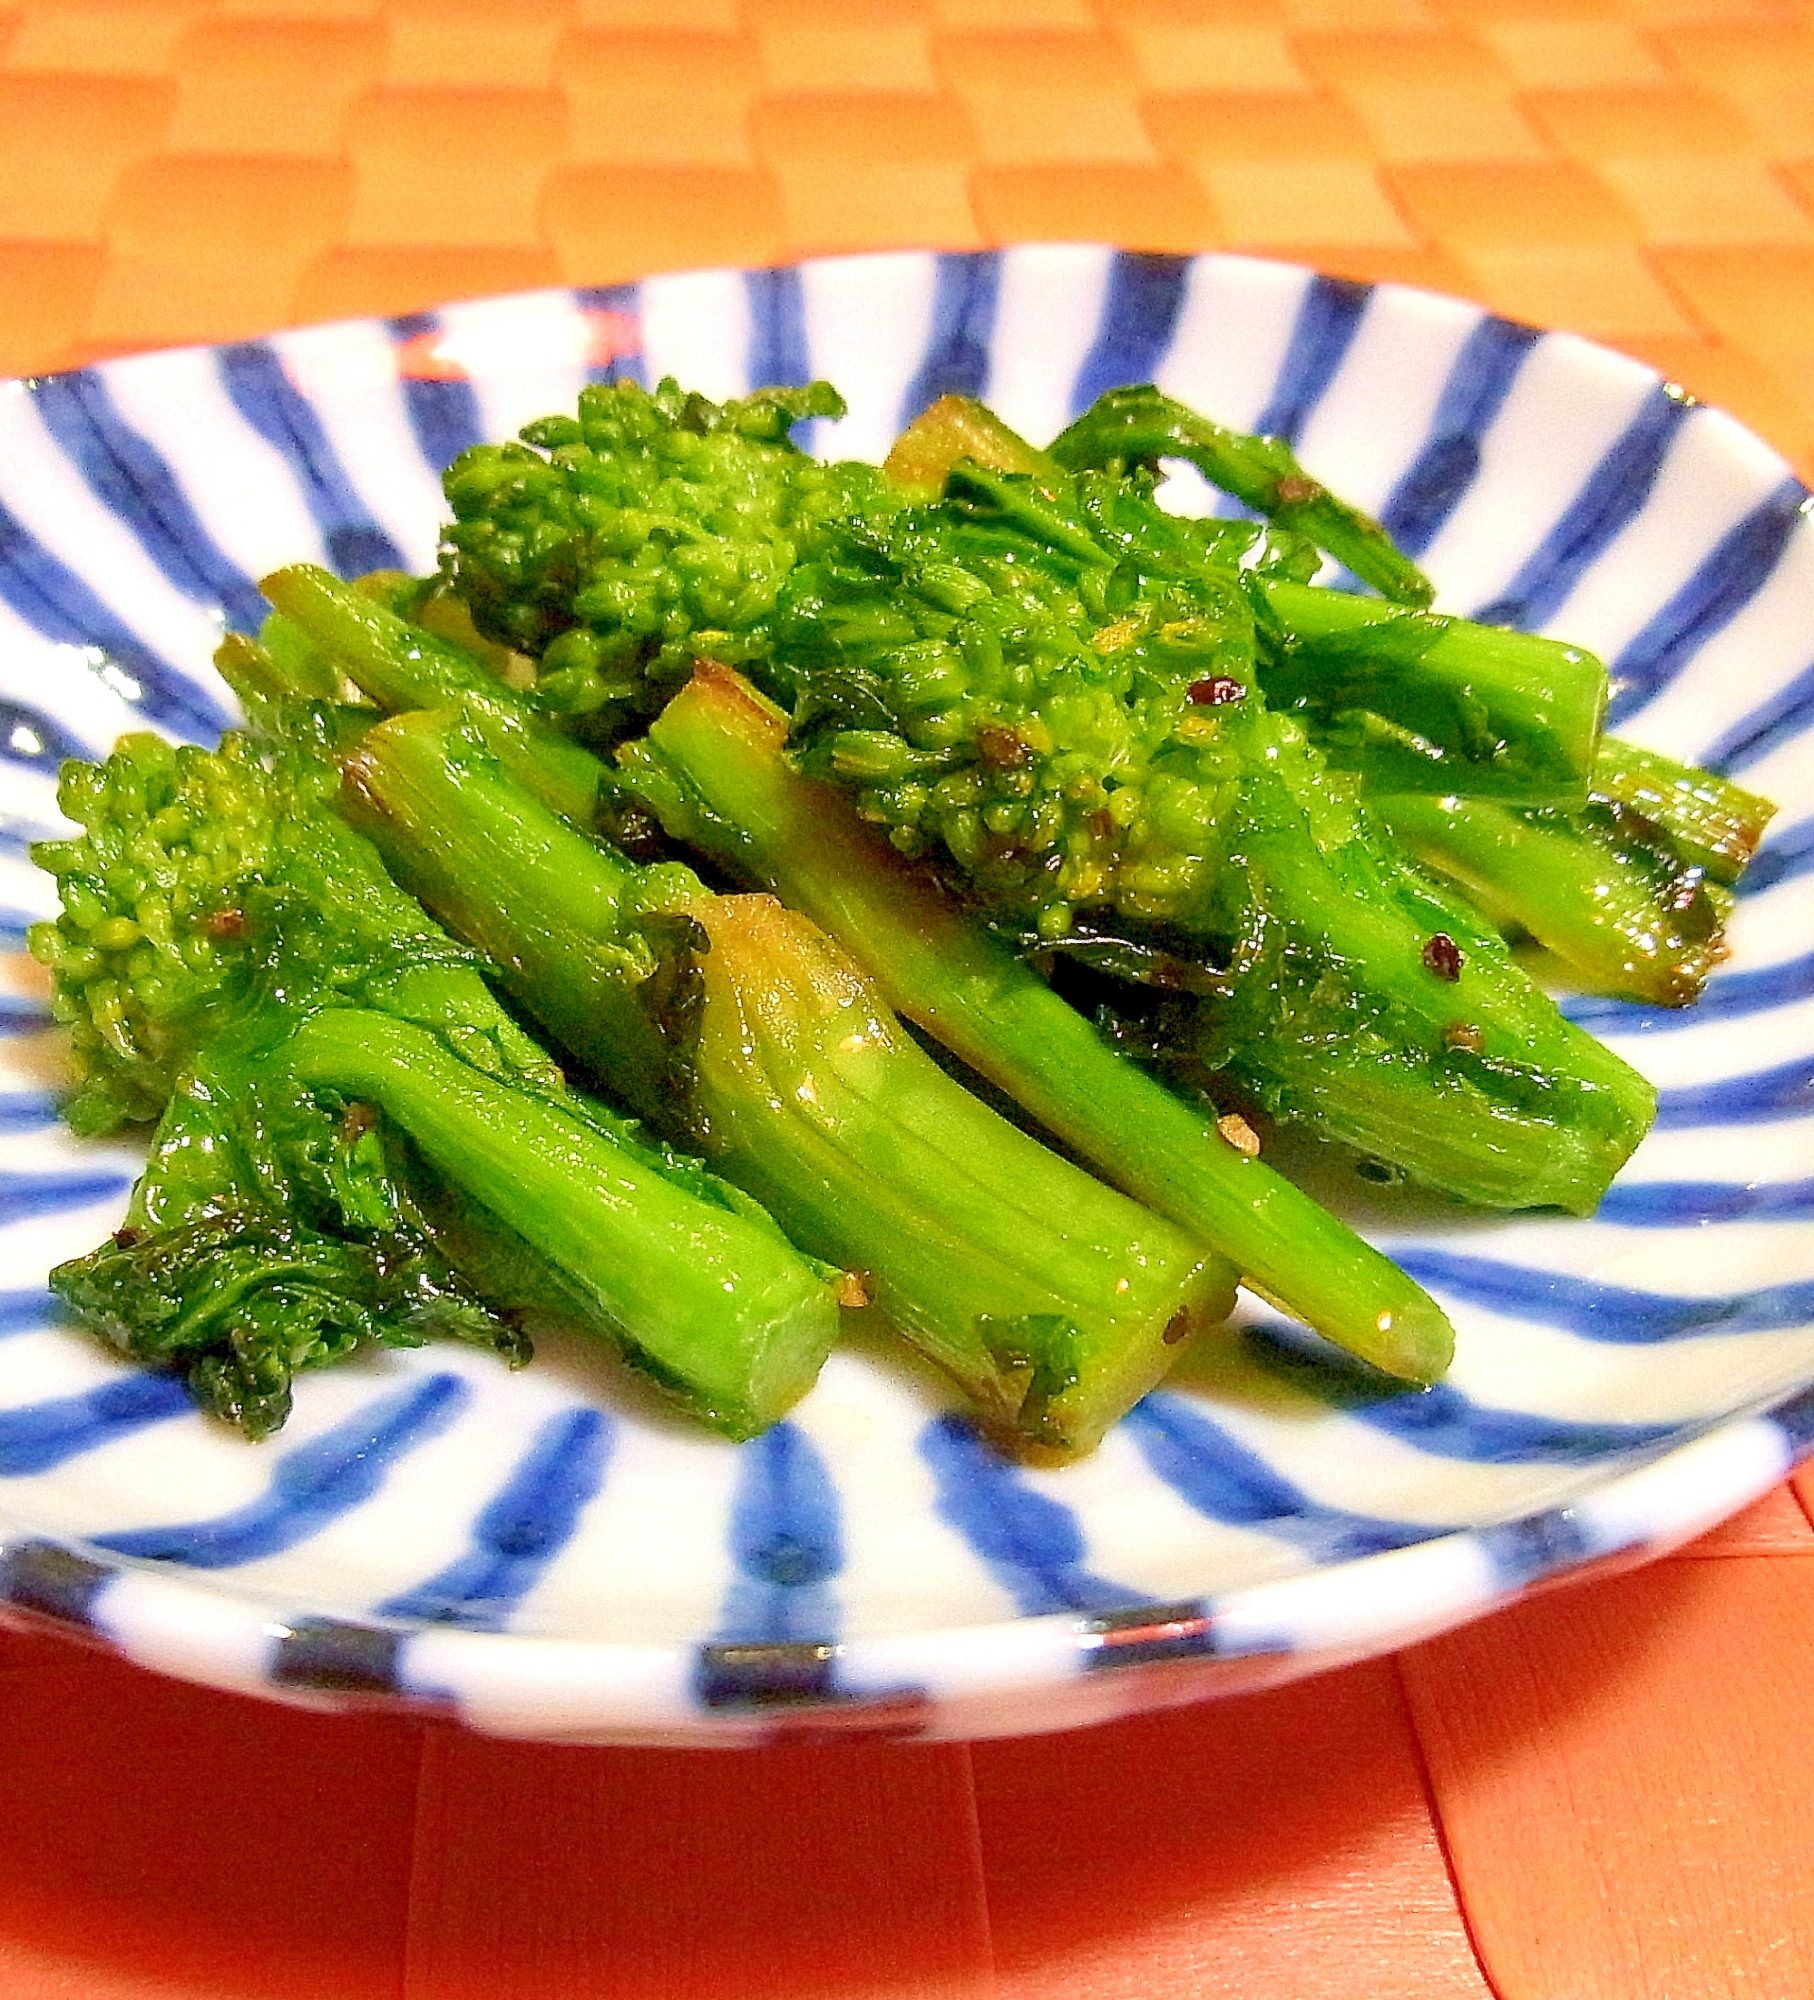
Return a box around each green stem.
[339,709,677,1120]
[626,662,1456,1383]
[262,563,604,825]
[288,1007,840,1437]
[1589,736,1775,885]
[881,394,1066,500]
[1048,383,1433,607]
[1252,575,1607,807]
[1376,791,1731,1007]
[342,706,1236,1455]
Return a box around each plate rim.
[3,242,1811,1744]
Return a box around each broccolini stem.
[683,894,1236,1454]
[1218,734,1657,1209]
[261,563,604,825]
[341,707,1237,1455]
[1589,736,1775,886]
[1375,791,1732,1007]
[1047,383,1434,607]
[340,711,679,1121]
[287,1006,841,1437]
[1251,575,1608,808]
[625,662,1456,1384]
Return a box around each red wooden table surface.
[3,2,1813,1992]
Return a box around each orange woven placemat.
[0,0,1809,477]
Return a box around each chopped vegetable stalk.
[1376,791,1733,1007]
[1046,382,1434,607]
[1588,736,1775,887]
[343,706,1236,1454]
[1370,733,1774,1007]
[33,726,839,1437]
[622,661,1455,1382]
[288,1008,840,1438]
[685,896,1233,1453]
[260,563,605,826]
[1181,718,1657,1214]
[1251,575,1608,808]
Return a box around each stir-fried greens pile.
[30,375,1776,1455]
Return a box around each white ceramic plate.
[2,246,1812,1745]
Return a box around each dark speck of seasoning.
[1163,1309,1194,1346]
[1186,676,1246,707]
[339,1101,378,1143]
[204,908,247,941]
[1443,1021,1484,1053]
[111,1226,140,1248]
[1422,932,1463,981]
[1274,475,1321,506]
[976,724,1031,769]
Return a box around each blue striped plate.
[2,246,1812,1744]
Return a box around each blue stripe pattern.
[0,497,230,742]
[1479,1508,1599,1589]
[376,1405,611,1628]
[1471,385,1694,631]
[0,997,49,1035]
[1378,316,1542,557]
[0,1371,193,1474]
[0,1170,133,1227]
[920,1414,1132,1615]
[1346,1380,1675,1461]
[1250,274,1372,444]
[1712,660,1814,776]
[387,314,485,474]
[1654,1053,1814,1127]
[1565,948,1814,1031]
[0,1095,59,1132]
[1395,1249,1814,1342]
[573,283,645,387]
[1737,815,1814,896]
[716,1420,844,1643]
[746,265,812,390]
[0,908,36,948]
[217,342,405,577]
[1701,655,1814,775]
[91,1373,467,1567]
[1069,251,1190,416]
[1770,1384,1814,1453]
[1606,479,1810,728]
[1597,1177,1814,1226]
[1127,1395,1440,1561]
[0,1290,53,1337]
[0,695,95,773]
[899,250,999,426]
[30,372,269,633]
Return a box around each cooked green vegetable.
[1044,382,1434,607]
[1374,741,1775,1006]
[618,660,1454,1382]
[430,376,1656,1210]
[437,377,856,738]
[30,725,840,1438]
[36,363,1773,1452]
[1250,574,1606,807]
[341,704,1236,1455]
[263,561,1452,1380]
